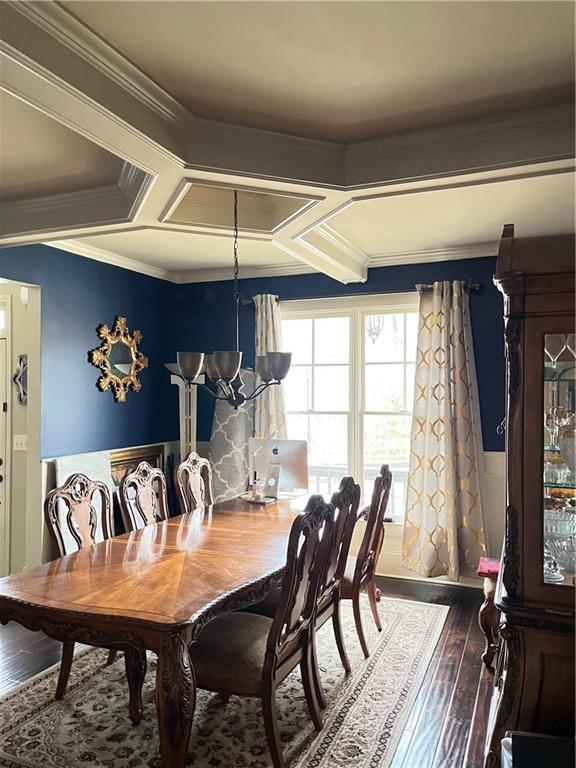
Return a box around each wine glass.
[553,406,575,436]
[544,408,560,451]
[545,334,567,368]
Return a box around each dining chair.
[189,495,335,768]
[118,460,169,531]
[341,464,392,657]
[44,473,117,700]
[245,476,361,708]
[175,451,213,514]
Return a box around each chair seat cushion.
[190,612,273,692]
[245,587,282,618]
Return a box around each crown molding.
[171,261,316,284]
[367,242,498,269]
[188,118,346,187]
[345,103,575,187]
[7,0,194,131]
[46,238,174,282]
[46,237,316,284]
[0,163,153,239]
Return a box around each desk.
[0,498,303,768]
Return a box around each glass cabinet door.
[543,333,576,587]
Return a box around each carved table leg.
[156,632,196,768]
[125,647,147,725]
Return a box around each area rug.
[0,596,448,768]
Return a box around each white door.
[0,338,8,576]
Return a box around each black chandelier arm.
[188,379,233,402]
[244,380,280,401]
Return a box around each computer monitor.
[248,438,308,496]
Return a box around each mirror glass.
[109,340,133,375]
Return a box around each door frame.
[0,295,12,577]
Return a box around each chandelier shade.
[267,352,291,380]
[203,354,220,382]
[212,350,242,382]
[176,351,204,381]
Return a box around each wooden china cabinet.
[484,225,575,767]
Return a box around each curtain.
[402,281,486,580]
[254,294,287,439]
[208,369,255,502]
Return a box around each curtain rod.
[240,296,279,306]
[417,280,482,292]
[241,283,482,304]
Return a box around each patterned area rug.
[0,596,448,768]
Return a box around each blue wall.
[170,256,506,451]
[0,245,505,457]
[0,244,178,458]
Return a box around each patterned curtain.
[402,281,486,580]
[208,369,255,502]
[254,294,287,439]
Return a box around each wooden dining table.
[0,497,306,768]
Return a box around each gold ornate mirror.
[88,316,149,403]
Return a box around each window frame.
[281,292,419,520]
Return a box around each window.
[281,294,418,521]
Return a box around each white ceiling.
[330,173,576,257]
[62,0,574,141]
[64,229,300,276]
[0,91,122,201]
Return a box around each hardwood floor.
[0,576,491,767]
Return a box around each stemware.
[544,408,560,451]
[553,406,575,439]
[544,334,567,368]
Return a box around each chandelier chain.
[233,189,240,350]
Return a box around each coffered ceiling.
[0,1,574,284]
[62,0,574,141]
[0,90,122,201]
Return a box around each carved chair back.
[267,495,334,660]
[322,476,361,598]
[353,465,392,587]
[44,473,113,557]
[119,461,169,531]
[175,452,213,514]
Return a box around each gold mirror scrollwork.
[88,316,149,403]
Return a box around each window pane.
[283,366,311,411]
[314,317,349,363]
[406,363,415,410]
[364,313,404,362]
[406,313,418,362]
[365,364,405,411]
[363,414,412,518]
[282,318,312,364]
[314,365,349,411]
[286,414,308,442]
[307,414,348,495]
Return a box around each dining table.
[0,496,307,768]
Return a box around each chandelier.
[165,190,291,409]
[366,314,385,344]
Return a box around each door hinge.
[2,402,6,413]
